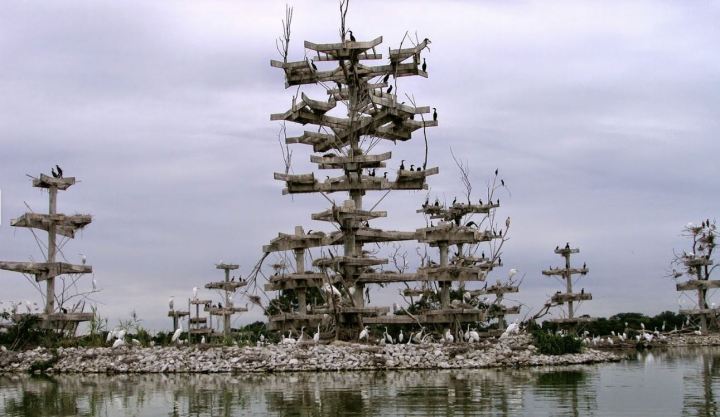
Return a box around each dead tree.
[673,220,718,333]
[0,173,94,334]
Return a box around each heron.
[398,329,404,344]
[508,268,518,279]
[313,324,320,344]
[92,278,97,291]
[413,328,424,344]
[384,327,394,344]
[112,338,125,349]
[444,328,454,344]
[171,327,183,343]
[359,326,370,341]
[192,287,198,299]
[464,324,471,341]
[131,338,141,346]
[469,328,480,343]
[500,320,520,338]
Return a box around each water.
[1,347,718,416]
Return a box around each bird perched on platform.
[433,108,437,121]
[508,268,518,279]
[359,325,370,342]
[51,167,59,178]
[422,58,427,72]
[505,217,511,228]
[348,30,356,42]
[382,73,390,83]
[56,165,63,177]
[386,85,393,94]
[565,242,570,250]
[192,287,198,299]
[169,296,174,311]
[384,327,394,344]
[310,59,317,71]
[400,160,405,170]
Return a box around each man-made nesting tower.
[0,173,93,332]
[675,221,718,333]
[205,263,248,338]
[541,244,593,327]
[264,17,509,339]
[189,295,212,340]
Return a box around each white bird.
[398,330,404,344]
[80,253,87,265]
[500,320,520,338]
[171,328,183,343]
[469,328,480,343]
[259,334,266,343]
[298,326,306,342]
[112,339,125,349]
[313,325,320,344]
[640,322,645,331]
[192,287,198,299]
[413,328,424,344]
[464,324,471,342]
[444,328,454,344]
[24,300,32,313]
[321,283,342,298]
[92,278,97,291]
[508,268,518,279]
[106,329,116,343]
[384,327,394,344]
[131,338,141,346]
[116,329,126,341]
[169,296,174,311]
[201,336,206,344]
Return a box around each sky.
[0,0,718,332]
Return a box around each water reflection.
[1,348,719,417]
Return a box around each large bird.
[169,296,174,311]
[432,108,437,121]
[313,325,320,344]
[56,165,63,178]
[348,30,356,42]
[171,327,183,343]
[359,326,370,341]
[421,58,427,72]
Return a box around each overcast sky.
[1,0,718,332]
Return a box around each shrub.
[532,330,583,355]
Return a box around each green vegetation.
[532,330,583,355]
[541,311,687,336]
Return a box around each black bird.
[465,221,477,228]
[452,196,457,205]
[231,276,235,282]
[51,167,59,178]
[498,257,502,264]
[583,262,587,269]
[383,172,388,179]
[218,302,223,309]
[400,160,405,170]
[423,197,429,208]
[370,169,376,177]
[61,307,68,314]
[430,221,434,227]
[310,60,318,71]
[496,198,500,205]
[323,152,336,158]
[478,198,483,205]
[481,251,485,259]
[382,73,390,83]
[56,165,63,178]
[434,198,440,207]
[501,179,505,187]
[555,245,559,251]
[410,164,415,171]
[498,230,503,237]
[565,242,570,250]
[432,107,437,121]
[387,85,393,94]
[581,288,585,295]
[422,58,427,72]
[348,30,356,42]
[495,168,498,176]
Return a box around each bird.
[506,217,511,228]
[359,326,370,341]
[444,328,454,344]
[171,327,183,343]
[92,278,97,291]
[495,168,498,176]
[51,167,59,178]
[201,336,206,344]
[583,262,587,269]
[131,338,141,346]
[410,164,415,171]
[112,338,125,349]
[432,108,437,121]
[79,253,87,265]
[106,329,116,343]
[413,328,424,344]
[169,296,174,311]
[398,330,404,343]
[116,329,126,340]
[313,325,320,344]
[383,172,388,179]
[400,160,405,170]
[382,73,390,83]
[348,30,356,42]
[56,165,63,178]
[421,58,427,72]
[565,242,570,250]
[501,320,520,338]
[310,60,317,71]
[464,324,471,341]
[508,268,518,279]
[387,85,393,94]
[218,302,223,309]
[469,328,480,343]
[465,221,477,228]
[61,307,68,314]
[192,287,198,299]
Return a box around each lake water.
[1,347,718,416]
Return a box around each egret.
[169,296,174,311]
[359,326,370,341]
[321,283,341,298]
[192,287,198,299]
[444,328,454,344]
[384,327,394,344]
[508,268,518,279]
[500,320,520,339]
[80,253,87,265]
[112,338,125,349]
[298,326,306,342]
[171,327,183,343]
[313,325,320,344]
[106,329,116,343]
[116,329,126,341]
[398,329,404,344]
[464,324,471,342]
[407,332,414,345]
[201,336,206,344]
[92,278,97,291]
[131,338,141,346]
[469,328,480,343]
[413,328,424,344]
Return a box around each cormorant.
[51,168,59,178]
[423,197,429,207]
[432,107,437,121]
[501,179,505,187]
[465,221,477,228]
[387,85,393,94]
[565,242,570,250]
[370,169,376,177]
[581,288,585,295]
[382,73,390,83]
[452,196,457,205]
[56,165,63,177]
[410,164,415,171]
[310,60,317,71]
[495,168,498,176]
[555,245,559,251]
[61,307,68,314]
[478,198,483,205]
[383,172,388,179]
[496,198,500,205]
[348,30,356,42]
[434,198,440,207]
[583,262,587,269]
[400,160,405,170]
[422,58,426,72]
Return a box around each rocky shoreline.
[0,335,622,374]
